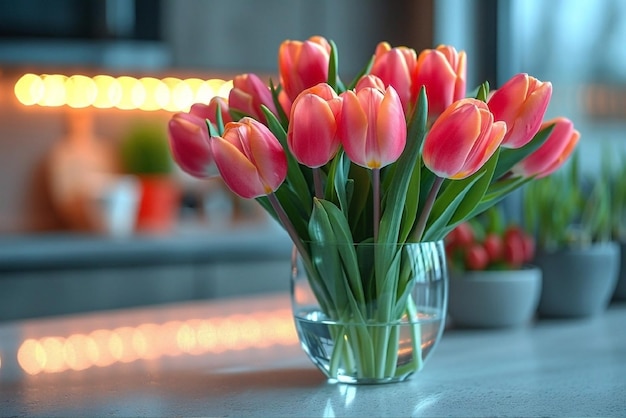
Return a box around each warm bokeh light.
[16,309,295,375]
[14,73,233,112]
[65,75,98,108]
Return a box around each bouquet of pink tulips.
[168,36,577,380]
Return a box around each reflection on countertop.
[0,293,625,417]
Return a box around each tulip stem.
[267,192,310,265]
[313,167,324,199]
[412,176,444,241]
[373,168,381,242]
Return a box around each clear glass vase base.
[294,309,444,384]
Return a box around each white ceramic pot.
[448,267,542,328]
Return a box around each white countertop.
[0,293,625,417]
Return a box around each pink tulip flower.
[370,42,418,115]
[355,74,386,92]
[202,96,232,125]
[168,106,216,178]
[278,36,331,102]
[287,83,342,168]
[338,85,406,169]
[210,117,287,199]
[512,117,580,178]
[488,73,552,148]
[413,45,467,121]
[422,98,507,180]
[228,73,277,124]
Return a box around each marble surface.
[0,293,625,417]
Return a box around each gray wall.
[162,0,434,78]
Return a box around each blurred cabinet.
[0,259,290,322]
[0,227,292,321]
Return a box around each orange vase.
[135,176,180,234]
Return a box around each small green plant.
[523,151,611,250]
[605,151,626,242]
[120,122,173,176]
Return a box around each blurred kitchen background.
[1,0,624,320]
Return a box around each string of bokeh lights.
[14,73,233,112]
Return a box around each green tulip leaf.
[261,105,313,213]
[449,147,500,224]
[421,173,484,242]
[309,198,366,314]
[269,79,290,129]
[327,40,340,92]
[378,87,428,248]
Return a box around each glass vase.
[290,240,448,384]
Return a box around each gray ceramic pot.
[613,242,626,301]
[448,267,542,328]
[534,242,620,318]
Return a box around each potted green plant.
[119,122,181,233]
[606,151,626,301]
[446,205,542,328]
[523,152,620,317]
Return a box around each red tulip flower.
[413,45,467,121]
[422,98,506,180]
[488,73,552,148]
[210,117,287,199]
[228,73,277,124]
[512,117,580,178]
[279,36,331,102]
[370,42,418,115]
[287,83,342,168]
[338,85,406,170]
[168,105,217,178]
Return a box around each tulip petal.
[376,87,407,166]
[288,94,338,167]
[423,103,482,177]
[339,90,369,167]
[211,135,266,199]
[168,113,215,178]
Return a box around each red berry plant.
[445,206,535,272]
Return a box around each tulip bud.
[465,244,489,270]
[203,96,232,125]
[287,83,342,168]
[338,85,406,169]
[413,45,467,121]
[488,73,552,148]
[168,108,215,178]
[355,74,386,92]
[228,73,277,124]
[422,98,506,180]
[511,117,580,179]
[483,233,503,262]
[370,42,418,115]
[279,36,331,102]
[210,118,287,199]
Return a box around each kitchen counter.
[0,293,625,417]
[0,221,294,320]
[0,220,292,272]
